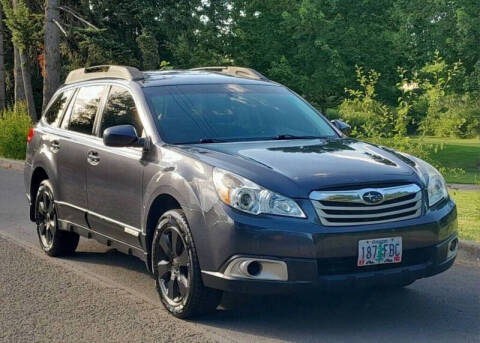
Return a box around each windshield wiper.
[270,134,326,140]
[174,138,228,144]
[198,138,227,143]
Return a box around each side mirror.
[331,119,351,135]
[103,125,144,148]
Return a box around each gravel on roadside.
[447,183,480,191]
[0,158,24,171]
[0,234,217,343]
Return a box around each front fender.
[142,149,220,269]
[143,173,204,234]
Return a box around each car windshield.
[144,84,338,144]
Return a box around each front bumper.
[199,198,458,293]
[202,233,457,293]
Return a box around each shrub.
[412,53,480,138]
[421,93,480,138]
[0,102,32,160]
[338,67,395,136]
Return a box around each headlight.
[212,167,306,218]
[405,155,449,207]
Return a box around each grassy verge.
[450,189,480,243]
[411,136,480,184]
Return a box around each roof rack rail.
[65,65,144,84]
[190,66,269,81]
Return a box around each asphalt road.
[1,167,479,342]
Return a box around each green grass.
[450,189,480,242]
[411,136,480,184]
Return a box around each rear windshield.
[144,84,338,144]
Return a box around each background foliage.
[0,1,478,119]
[0,102,31,159]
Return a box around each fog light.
[246,261,262,276]
[447,238,458,260]
[223,257,288,281]
[449,238,458,251]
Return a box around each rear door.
[33,88,74,207]
[55,85,107,228]
[85,85,145,248]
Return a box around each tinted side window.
[44,89,73,126]
[69,86,105,135]
[99,86,143,137]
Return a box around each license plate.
[357,237,402,266]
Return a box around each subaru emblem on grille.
[362,191,384,204]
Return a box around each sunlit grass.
[411,136,480,184]
[450,189,480,242]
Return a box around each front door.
[85,85,145,248]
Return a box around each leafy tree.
[1,0,43,120]
[136,30,160,70]
[455,0,480,91]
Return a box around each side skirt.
[58,219,148,264]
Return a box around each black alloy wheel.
[35,180,79,256]
[36,185,56,250]
[152,209,222,318]
[156,226,191,306]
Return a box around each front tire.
[152,209,222,318]
[35,180,79,256]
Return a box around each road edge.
[0,157,24,171]
[458,240,480,265]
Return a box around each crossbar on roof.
[190,66,269,81]
[65,65,144,84]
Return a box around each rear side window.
[99,86,143,137]
[68,85,106,135]
[43,89,73,126]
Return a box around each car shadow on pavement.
[196,278,479,342]
[67,249,150,276]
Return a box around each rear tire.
[152,209,222,318]
[35,180,79,256]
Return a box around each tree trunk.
[19,52,37,121]
[13,48,25,102]
[43,0,61,110]
[12,0,25,103]
[0,4,6,110]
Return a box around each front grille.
[317,247,433,276]
[311,184,422,226]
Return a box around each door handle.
[51,140,60,153]
[87,151,100,166]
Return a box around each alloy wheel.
[156,227,191,306]
[37,190,56,249]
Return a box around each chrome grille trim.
[310,184,422,226]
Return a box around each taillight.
[27,128,34,143]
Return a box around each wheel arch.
[29,167,49,221]
[144,192,182,271]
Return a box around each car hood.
[177,138,423,198]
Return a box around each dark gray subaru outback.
[25,65,458,318]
